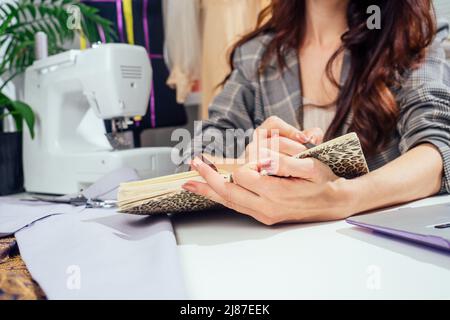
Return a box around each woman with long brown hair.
[181,0,450,225]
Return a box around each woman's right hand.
[198,116,323,172]
[243,116,324,163]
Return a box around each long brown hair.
[226,0,436,156]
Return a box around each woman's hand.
[182,152,355,225]
[243,116,324,163]
[198,116,324,172]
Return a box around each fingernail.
[191,157,203,169]
[182,182,197,193]
[258,158,272,167]
[258,159,277,175]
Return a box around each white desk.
[171,195,450,299]
[10,192,450,299]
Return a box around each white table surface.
[10,192,450,299]
[171,195,450,299]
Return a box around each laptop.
[346,203,450,251]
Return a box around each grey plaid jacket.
[182,23,450,194]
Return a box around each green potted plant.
[0,0,115,195]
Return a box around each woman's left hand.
[182,153,356,225]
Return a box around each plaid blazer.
[182,23,450,194]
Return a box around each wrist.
[332,177,365,218]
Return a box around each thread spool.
[34,32,48,60]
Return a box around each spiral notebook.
[118,132,369,215]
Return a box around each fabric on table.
[0,237,45,300]
[81,167,139,200]
[0,167,184,300]
[0,167,139,238]
[15,209,186,299]
[0,167,150,300]
[0,199,76,238]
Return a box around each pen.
[304,141,317,149]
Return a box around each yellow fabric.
[123,0,135,44]
[200,0,269,119]
[79,33,87,50]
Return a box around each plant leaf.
[10,100,35,138]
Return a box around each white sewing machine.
[23,44,176,195]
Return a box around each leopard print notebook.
[294,132,369,179]
[118,171,231,215]
[118,132,369,215]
